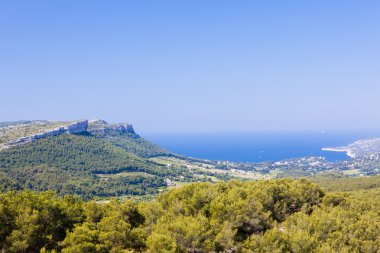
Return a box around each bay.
[145,131,380,162]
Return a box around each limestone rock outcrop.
[3,120,88,149]
[89,123,135,134]
[64,120,88,134]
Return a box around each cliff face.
[0,119,139,150]
[88,122,136,135]
[64,120,88,134]
[3,120,88,149]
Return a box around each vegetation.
[90,130,173,158]
[311,173,380,192]
[0,133,227,198]
[0,177,379,252]
[0,121,71,144]
[0,134,197,198]
[2,120,380,199]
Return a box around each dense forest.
[89,129,173,158]
[0,134,210,199]
[0,177,379,252]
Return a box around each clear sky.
[1,1,379,134]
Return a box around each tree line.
[1,177,379,252]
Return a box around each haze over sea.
[146,131,380,163]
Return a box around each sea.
[145,131,380,163]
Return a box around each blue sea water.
[145,131,380,163]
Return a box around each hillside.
[310,173,380,192]
[87,119,173,158]
[0,120,74,146]
[0,177,379,252]
[0,120,230,199]
[0,133,169,198]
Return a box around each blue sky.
[1,1,379,133]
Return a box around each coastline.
[148,133,358,162]
[321,147,355,158]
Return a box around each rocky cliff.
[88,120,136,135]
[89,124,135,134]
[64,120,88,134]
[2,120,88,149]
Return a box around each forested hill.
[0,177,379,252]
[87,119,173,158]
[0,119,172,158]
[0,120,195,198]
